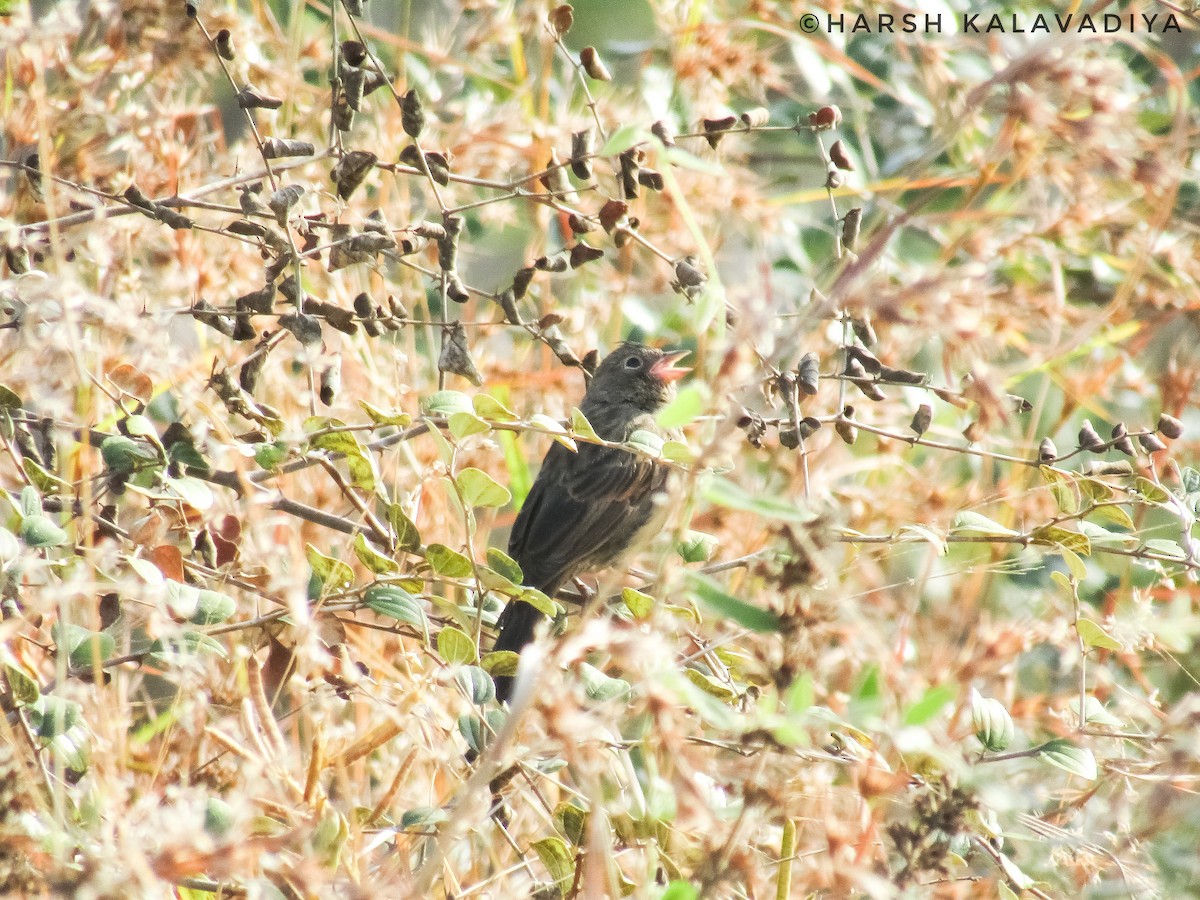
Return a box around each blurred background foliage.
[1,0,1200,896]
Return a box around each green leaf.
[254,440,288,470]
[448,411,490,440]
[1059,547,1088,581]
[4,663,39,705]
[19,485,41,517]
[344,449,377,492]
[902,683,956,726]
[481,650,519,677]
[1076,617,1122,651]
[660,882,701,900]
[951,511,1019,537]
[598,123,646,156]
[662,440,693,463]
[146,632,228,666]
[19,514,67,548]
[485,548,523,584]
[306,419,358,455]
[51,624,114,672]
[437,626,477,665]
[100,435,159,473]
[516,588,558,618]
[456,665,495,704]
[353,533,399,574]
[531,836,575,893]
[971,689,1014,752]
[472,394,518,422]
[687,573,780,632]
[165,581,201,619]
[1040,466,1077,515]
[579,663,633,703]
[0,384,23,407]
[364,584,428,637]
[28,695,83,739]
[421,390,473,416]
[1085,503,1135,531]
[1071,695,1123,727]
[626,429,664,457]
[1133,476,1170,503]
[1031,525,1091,556]
[570,407,598,441]
[622,587,655,619]
[1145,538,1186,559]
[677,530,718,563]
[1038,739,1097,780]
[190,590,236,625]
[656,383,706,429]
[426,543,474,578]
[1079,477,1114,503]
[456,467,511,508]
[703,476,812,523]
[683,667,737,702]
[530,413,577,451]
[163,475,214,511]
[400,806,448,833]
[305,544,355,590]
[386,504,421,552]
[204,798,235,837]
[359,401,411,427]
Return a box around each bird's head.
[586,342,691,412]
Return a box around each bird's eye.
[624,356,643,369]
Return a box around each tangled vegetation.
[1,0,1199,896]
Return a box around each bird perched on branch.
[493,342,690,702]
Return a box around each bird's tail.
[492,600,549,702]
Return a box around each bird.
[492,342,690,702]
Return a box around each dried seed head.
[268,184,304,226]
[598,199,629,233]
[651,120,676,147]
[829,139,854,171]
[237,84,284,110]
[331,150,377,200]
[570,128,595,180]
[1077,420,1105,452]
[402,89,426,138]
[808,105,842,129]
[825,169,845,190]
[850,314,877,347]
[910,403,932,436]
[619,149,640,199]
[779,427,801,449]
[580,46,611,81]
[569,242,604,268]
[1157,414,1184,439]
[673,256,706,288]
[215,29,235,60]
[512,267,536,299]
[797,352,820,396]
[445,274,471,304]
[439,323,483,386]
[637,169,664,191]
[1038,437,1058,463]
[278,312,324,347]
[799,416,822,439]
[550,4,574,36]
[702,116,738,149]
[261,138,314,160]
[1137,432,1166,453]
[341,40,367,67]
[739,107,770,128]
[841,207,863,251]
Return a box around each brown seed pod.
[651,120,676,147]
[739,107,770,128]
[437,214,462,272]
[550,4,574,36]
[534,254,569,273]
[1110,423,1136,457]
[807,105,842,129]
[799,416,822,439]
[238,284,275,315]
[268,184,304,226]
[835,418,857,445]
[1157,414,1184,439]
[637,169,664,191]
[569,242,604,268]
[570,128,595,180]
[319,357,341,406]
[439,323,483,386]
[910,403,932,436]
[829,139,854,171]
[779,427,801,449]
[191,299,234,337]
[580,46,612,81]
[445,274,471,304]
[674,256,706,288]
[236,84,283,110]
[353,292,382,337]
[1083,460,1134,477]
[512,267,536,299]
[879,365,927,385]
[278,313,323,347]
[850,314,877,347]
[1138,432,1166,453]
[342,67,366,111]
[619,149,640,199]
[567,213,594,235]
[540,148,574,198]
[330,150,377,201]
[598,199,629,233]
[340,40,367,67]
[238,351,267,394]
[845,345,881,375]
[962,421,982,443]
[215,29,235,61]
[1078,420,1105,452]
[825,169,845,190]
[496,289,522,325]
[332,97,355,131]
[797,352,820,396]
[702,116,738,149]
[401,89,425,139]
[841,207,863,251]
[1038,437,1058,463]
[232,299,257,341]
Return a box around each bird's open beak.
[650,349,691,383]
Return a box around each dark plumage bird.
[493,342,689,702]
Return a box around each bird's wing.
[508,441,666,593]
